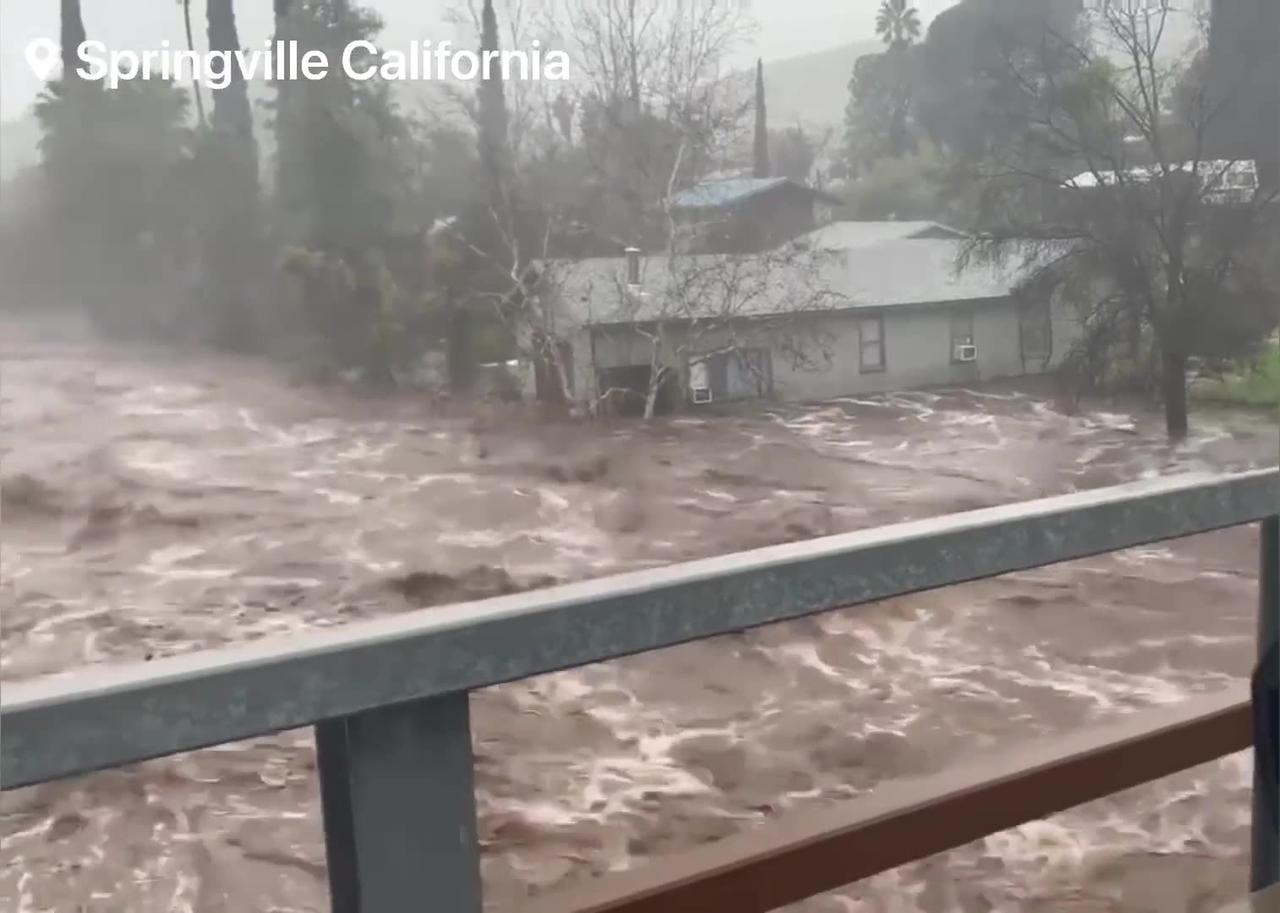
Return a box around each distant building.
[1065,159,1262,206]
[1207,0,1279,190]
[669,177,845,254]
[529,230,1081,414]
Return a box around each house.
[528,235,1082,414]
[1207,0,1279,191]
[1065,160,1263,206]
[669,177,845,254]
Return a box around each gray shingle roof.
[545,238,1033,327]
[668,177,795,209]
[801,220,969,248]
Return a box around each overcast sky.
[0,0,963,120]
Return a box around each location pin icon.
[25,38,60,82]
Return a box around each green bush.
[1193,347,1280,410]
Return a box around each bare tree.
[612,248,841,419]
[430,0,764,413]
[550,0,757,245]
[966,1,1278,439]
[550,135,840,418]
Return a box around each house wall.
[769,299,1038,400]
[564,295,1084,408]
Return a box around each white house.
[526,224,1083,414]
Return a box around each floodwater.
[2,318,1277,913]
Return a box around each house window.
[858,316,885,373]
[689,348,773,402]
[950,309,976,363]
[1019,299,1052,362]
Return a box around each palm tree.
[875,0,922,51]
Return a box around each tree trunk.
[207,0,257,170]
[643,379,659,420]
[1161,348,1190,441]
[273,0,293,197]
[203,0,261,350]
[60,0,87,81]
[447,296,474,394]
[183,0,206,127]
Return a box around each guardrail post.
[1253,515,1279,893]
[315,693,482,912]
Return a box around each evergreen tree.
[59,0,87,81]
[201,0,262,350]
[752,59,771,178]
[477,0,512,216]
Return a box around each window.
[1019,299,1052,362]
[950,310,976,363]
[858,316,885,373]
[689,348,773,402]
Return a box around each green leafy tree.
[33,78,194,330]
[273,0,425,381]
[771,125,817,182]
[843,145,951,220]
[912,0,1085,161]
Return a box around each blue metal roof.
[669,177,791,209]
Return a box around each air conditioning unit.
[953,344,978,363]
[691,386,713,404]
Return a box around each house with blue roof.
[669,177,844,254]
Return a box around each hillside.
[762,40,881,131]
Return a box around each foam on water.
[2,343,1276,912]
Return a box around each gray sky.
[0,0,962,121]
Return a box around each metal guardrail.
[1,468,1277,912]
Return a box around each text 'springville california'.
[27,38,572,90]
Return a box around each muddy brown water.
[2,317,1278,913]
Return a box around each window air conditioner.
[692,387,713,404]
[953,344,978,363]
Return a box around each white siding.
[564,297,1075,407]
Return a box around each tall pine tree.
[203,0,261,349]
[752,58,771,178]
[59,0,87,81]
[477,0,512,215]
